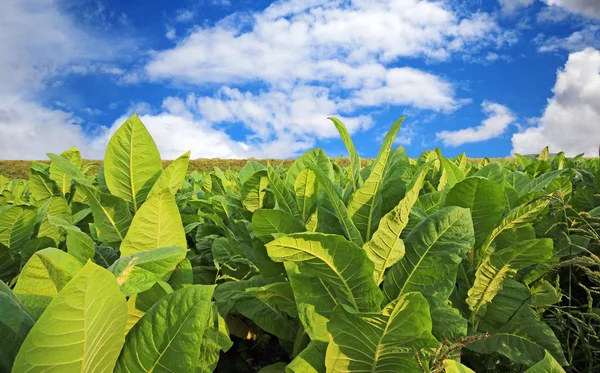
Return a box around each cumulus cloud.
[437,101,516,147]
[0,0,130,160]
[140,0,513,157]
[512,47,600,156]
[543,0,600,19]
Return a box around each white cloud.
[437,101,516,146]
[543,0,600,19]
[175,9,195,23]
[0,0,129,160]
[536,25,600,52]
[0,98,104,160]
[165,26,176,40]
[147,1,509,86]
[512,47,600,156]
[141,0,513,157]
[499,0,535,13]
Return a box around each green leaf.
[287,341,326,373]
[38,196,71,244]
[294,168,319,221]
[104,113,163,211]
[14,248,83,320]
[285,262,336,342]
[443,360,476,373]
[286,148,334,188]
[49,146,82,196]
[214,276,297,341]
[241,170,269,212]
[364,165,429,284]
[524,351,566,373]
[384,207,474,307]
[245,281,298,317]
[330,117,362,190]
[431,303,467,341]
[252,209,306,243]
[148,150,190,198]
[268,165,302,220]
[46,153,94,189]
[347,117,403,241]
[108,246,187,296]
[0,205,37,249]
[196,306,232,373]
[120,191,186,257]
[445,177,505,248]
[240,161,266,185]
[47,216,95,264]
[267,232,383,312]
[82,186,132,243]
[474,163,505,186]
[478,197,551,262]
[115,285,216,372]
[28,166,59,204]
[310,165,364,247]
[325,292,438,373]
[467,239,554,323]
[13,261,127,372]
[437,149,466,191]
[468,308,567,366]
[169,258,193,290]
[0,280,34,372]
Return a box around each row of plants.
[0,114,599,372]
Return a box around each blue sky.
[1,0,600,160]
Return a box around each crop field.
[1,114,599,373]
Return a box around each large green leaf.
[285,262,337,342]
[196,306,233,373]
[311,165,363,247]
[120,191,186,257]
[46,152,94,189]
[294,168,319,221]
[82,186,132,243]
[116,285,215,372]
[0,205,37,249]
[330,117,362,190]
[0,280,34,372]
[364,165,429,284]
[245,281,298,317]
[104,113,163,211]
[467,239,554,323]
[49,146,82,196]
[443,360,475,373]
[347,117,403,241]
[384,207,474,307]
[267,232,383,312]
[13,261,127,372]
[13,248,83,320]
[437,150,466,191]
[468,308,567,366]
[325,292,439,373]
[214,276,297,341]
[286,148,334,188]
[241,170,269,212]
[47,216,95,265]
[445,177,505,248]
[524,351,566,373]
[148,150,190,198]
[478,197,550,262]
[38,196,71,244]
[474,163,505,186]
[268,165,302,220]
[252,209,306,243]
[109,246,187,296]
[28,165,59,204]
[240,161,266,185]
[287,341,326,373]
